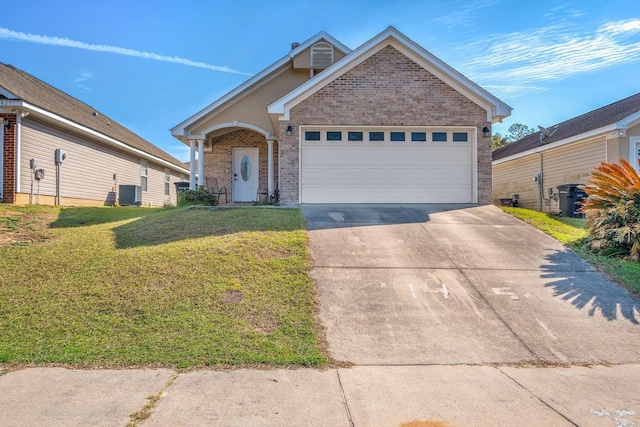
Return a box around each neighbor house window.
[390,132,406,142]
[164,168,171,196]
[327,131,342,141]
[453,132,468,142]
[348,131,363,141]
[411,132,427,142]
[369,131,384,141]
[432,132,447,142]
[305,131,321,141]
[140,160,148,192]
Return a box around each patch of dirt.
[223,290,244,303]
[0,208,55,246]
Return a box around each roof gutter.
[12,101,189,174]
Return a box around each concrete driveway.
[302,204,640,365]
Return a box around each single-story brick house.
[0,62,189,206]
[171,27,512,204]
[492,92,640,213]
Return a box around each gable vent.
[311,42,334,68]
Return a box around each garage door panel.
[300,128,474,203]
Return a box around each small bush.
[581,159,640,261]
[177,186,218,207]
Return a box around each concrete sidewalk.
[1,364,639,426]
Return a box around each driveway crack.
[496,366,579,426]
[336,370,355,427]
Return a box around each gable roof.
[0,62,187,172]
[170,31,351,140]
[493,92,640,162]
[268,26,512,123]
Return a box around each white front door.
[233,147,259,202]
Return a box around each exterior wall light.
[482,126,490,138]
[286,125,293,136]
[2,118,11,130]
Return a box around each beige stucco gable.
[187,65,310,139]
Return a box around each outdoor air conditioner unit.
[119,185,142,206]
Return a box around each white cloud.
[74,70,93,91]
[0,28,251,76]
[457,19,640,99]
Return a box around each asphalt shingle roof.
[493,92,640,161]
[0,62,186,170]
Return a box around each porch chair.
[205,177,228,204]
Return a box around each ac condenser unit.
[119,185,142,206]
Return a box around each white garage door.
[300,127,476,203]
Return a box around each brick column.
[1,114,16,203]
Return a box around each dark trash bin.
[557,184,587,218]
[174,182,190,193]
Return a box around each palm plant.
[581,159,640,261]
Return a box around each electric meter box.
[55,149,67,164]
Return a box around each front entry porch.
[188,128,278,203]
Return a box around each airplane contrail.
[0,28,251,76]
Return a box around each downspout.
[538,153,543,212]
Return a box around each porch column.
[197,139,205,187]
[189,139,196,189]
[267,139,274,193]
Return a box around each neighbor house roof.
[0,62,188,172]
[268,26,512,123]
[493,92,640,162]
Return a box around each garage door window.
[369,131,384,141]
[453,132,468,142]
[348,131,363,141]
[305,131,321,141]
[411,132,426,142]
[390,132,406,142]
[327,131,342,141]
[432,132,447,142]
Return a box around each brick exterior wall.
[1,114,16,203]
[278,45,492,205]
[204,129,277,202]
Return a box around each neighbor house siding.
[279,45,490,205]
[493,137,605,213]
[204,129,278,202]
[18,117,182,206]
[493,156,541,210]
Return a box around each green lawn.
[0,205,329,368]
[503,207,640,294]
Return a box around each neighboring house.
[0,62,189,206]
[492,93,640,213]
[171,27,511,205]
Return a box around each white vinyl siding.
[301,126,475,203]
[19,117,184,206]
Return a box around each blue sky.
[1,0,639,161]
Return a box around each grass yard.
[0,205,329,368]
[503,207,640,294]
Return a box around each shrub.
[177,186,218,207]
[581,159,640,261]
